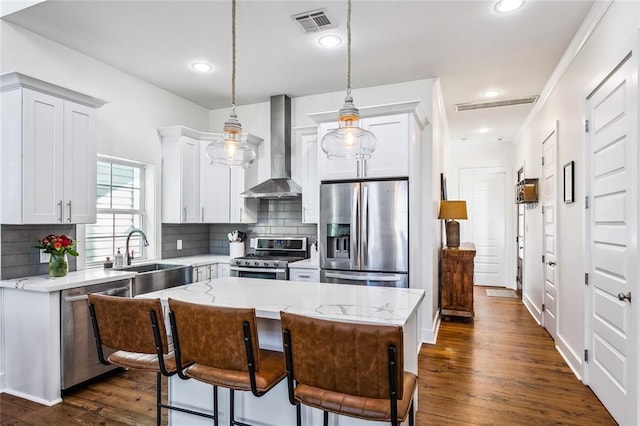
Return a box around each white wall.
[515,0,640,378]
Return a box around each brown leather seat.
[168,298,287,426]
[280,312,417,426]
[88,294,214,426]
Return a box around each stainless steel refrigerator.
[319,178,409,288]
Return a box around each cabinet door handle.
[66,201,72,222]
[183,207,187,221]
[297,274,311,279]
[58,200,63,223]
[201,207,204,222]
[240,208,243,221]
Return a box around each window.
[85,158,146,266]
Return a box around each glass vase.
[48,252,68,277]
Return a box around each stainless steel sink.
[118,263,192,296]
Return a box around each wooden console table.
[441,242,476,318]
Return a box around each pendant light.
[320,0,376,160]
[206,0,256,168]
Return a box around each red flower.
[35,234,79,257]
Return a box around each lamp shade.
[438,200,468,220]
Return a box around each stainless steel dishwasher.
[61,279,131,390]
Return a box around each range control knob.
[244,261,251,266]
[263,262,269,267]
[254,261,260,266]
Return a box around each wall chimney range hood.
[242,95,302,198]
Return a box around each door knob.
[617,292,632,302]
[547,261,556,266]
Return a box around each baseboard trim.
[556,335,584,382]
[421,313,441,344]
[2,388,62,406]
[523,294,542,325]
[0,372,4,393]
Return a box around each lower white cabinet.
[217,263,230,278]
[289,268,320,282]
[192,262,230,282]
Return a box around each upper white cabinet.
[0,73,106,224]
[311,102,426,182]
[159,126,261,224]
[294,126,319,224]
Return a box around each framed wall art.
[563,160,574,203]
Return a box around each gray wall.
[1,225,77,279]
[162,224,211,259]
[210,198,317,255]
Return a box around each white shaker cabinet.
[229,167,257,223]
[160,131,200,224]
[159,126,261,224]
[294,127,319,224]
[0,73,106,224]
[317,114,409,181]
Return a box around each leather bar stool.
[168,298,287,426]
[280,312,417,426]
[88,294,214,426]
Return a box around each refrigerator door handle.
[362,185,368,266]
[351,184,360,269]
[324,272,404,282]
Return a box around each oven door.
[230,266,288,280]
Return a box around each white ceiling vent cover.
[292,9,335,34]
[456,96,540,112]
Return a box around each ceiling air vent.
[455,96,540,112]
[292,9,335,34]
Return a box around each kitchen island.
[139,277,424,426]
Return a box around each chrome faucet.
[125,228,149,265]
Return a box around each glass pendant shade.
[206,111,256,168]
[321,95,376,160]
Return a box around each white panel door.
[200,142,230,223]
[63,101,96,224]
[22,88,64,223]
[542,128,558,341]
[460,167,508,286]
[586,52,637,425]
[180,136,200,223]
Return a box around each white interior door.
[542,128,558,341]
[460,167,508,286]
[586,52,638,425]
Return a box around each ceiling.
[2,0,594,144]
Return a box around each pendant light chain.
[346,0,351,96]
[231,0,237,111]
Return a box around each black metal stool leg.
[156,372,162,426]
[323,411,329,426]
[213,386,219,426]
[296,404,302,426]
[229,389,235,426]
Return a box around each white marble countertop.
[288,258,319,269]
[138,277,424,326]
[160,254,230,267]
[0,269,136,292]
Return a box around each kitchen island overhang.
[139,277,424,426]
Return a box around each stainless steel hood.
[242,95,302,198]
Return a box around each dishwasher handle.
[63,286,130,303]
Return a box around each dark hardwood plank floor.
[1,286,616,425]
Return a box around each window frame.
[84,156,148,267]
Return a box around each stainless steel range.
[230,237,307,280]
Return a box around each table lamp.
[438,200,468,248]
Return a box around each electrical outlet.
[177,239,182,250]
[40,250,50,263]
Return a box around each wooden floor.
[1,287,616,425]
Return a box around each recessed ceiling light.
[190,61,213,72]
[494,0,526,13]
[318,34,342,47]
[482,89,502,99]
[477,127,491,134]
